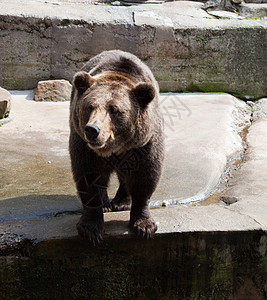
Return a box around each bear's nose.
[85,124,100,140]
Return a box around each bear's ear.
[73,71,94,94]
[131,83,156,109]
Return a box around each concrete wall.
[0,2,266,98]
[0,231,266,299]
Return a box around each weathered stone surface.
[203,0,243,11]
[134,10,173,27]
[252,97,267,119]
[0,87,11,119]
[154,93,251,205]
[244,0,267,3]
[0,0,266,98]
[34,79,72,102]
[221,98,267,229]
[207,10,244,19]
[239,3,267,17]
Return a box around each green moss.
[158,80,264,101]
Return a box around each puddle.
[190,192,221,207]
[0,146,231,217]
[0,154,76,199]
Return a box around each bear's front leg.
[76,208,104,245]
[75,172,109,244]
[128,182,158,239]
[126,146,163,238]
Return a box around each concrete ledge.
[0,204,264,244]
[0,0,266,98]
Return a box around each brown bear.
[69,50,164,244]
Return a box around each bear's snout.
[85,124,100,141]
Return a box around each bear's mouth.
[87,134,116,154]
[87,140,105,149]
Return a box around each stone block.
[34,79,72,102]
[0,1,266,98]
[0,15,52,89]
[0,87,11,119]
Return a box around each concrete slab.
[0,92,250,223]
[155,93,251,205]
[0,91,79,222]
[0,203,262,243]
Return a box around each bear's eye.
[86,104,94,113]
[108,105,120,115]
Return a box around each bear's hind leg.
[103,181,132,212]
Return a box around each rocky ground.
[0,91,266,243]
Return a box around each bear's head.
[71,71,157,157]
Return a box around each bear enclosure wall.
[0,12,266,99]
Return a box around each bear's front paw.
[112,201,131,212]
[102,198,113,213]
[76,216,104,245]
[129,217,158,239]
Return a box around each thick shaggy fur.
[69,50,164,244]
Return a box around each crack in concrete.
[0,16,52,39]
[222,200,263,229]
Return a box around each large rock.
[0,87,11,119]
[34,79,72,102]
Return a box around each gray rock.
[111,1,121,5]
[153,93,251,206]
[0,87,11,119]
[252,98,267,120]
[220,196,239,205]
[239,3,267,17]
[34,79,72,102]
[203,0,243,11]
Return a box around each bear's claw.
[76,217,104,245]
[130,217,158,239]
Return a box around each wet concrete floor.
[0,91,251,222]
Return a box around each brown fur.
[69,50,164,244]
